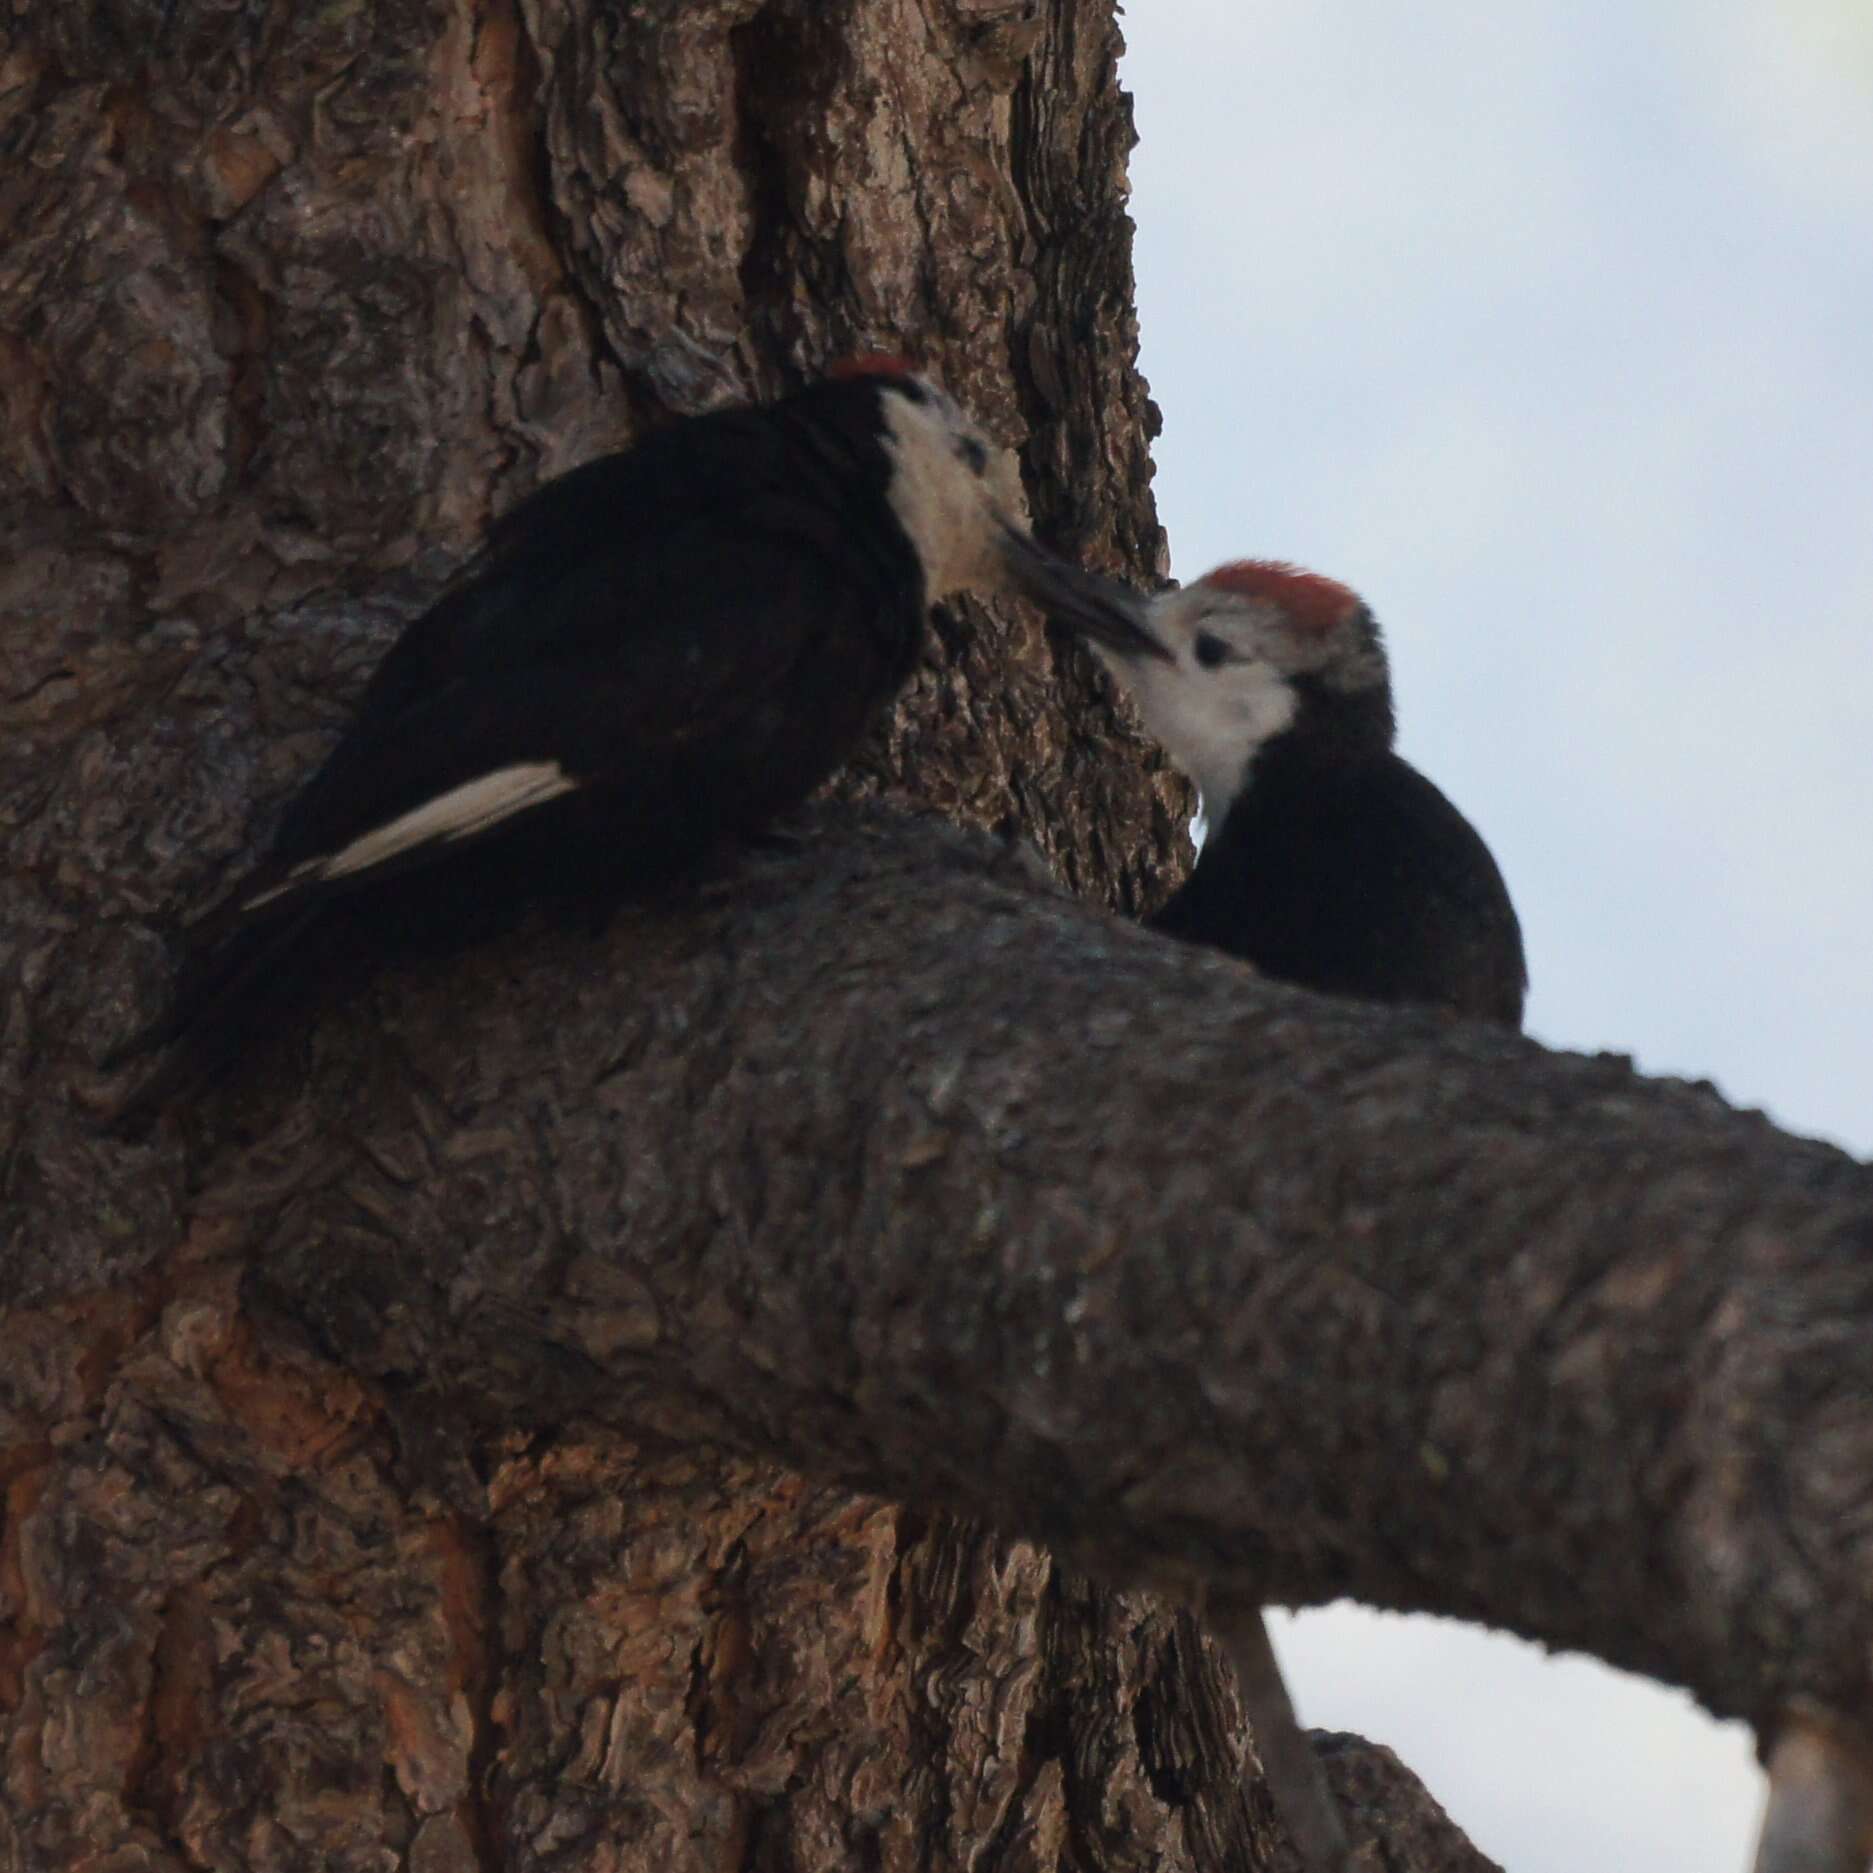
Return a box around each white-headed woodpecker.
[111,360,1143,1115]
[1047,558,1528,1028]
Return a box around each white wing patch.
[242,761,577,911]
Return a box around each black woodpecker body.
[1055,559,1527,1028]
[114,362,1137,1113]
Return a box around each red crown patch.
[1198,560,1361,632]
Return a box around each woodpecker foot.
[677,825,811,907]
[1752,1703,1873,1873]
[741,822,812,858]
[580,893,622,940]
[1205,1591,1362,1873]
[72,1058,157,1138]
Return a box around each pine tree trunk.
[1,2,1493,1868]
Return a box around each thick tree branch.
[65,804,1873,1752]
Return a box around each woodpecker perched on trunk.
[110,361,1146,1118]
[1048,558,1527,1028]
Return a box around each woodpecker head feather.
[1166,562,1389,699]
[870,373,1030,599]
[1199,561,1363,635]
[829,350,923,383]
[1077,559,1396,819]
[841,367,1149,651]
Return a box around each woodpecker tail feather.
[101,900,325,1133]
[104,1016,242,1137]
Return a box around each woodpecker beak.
[995,528,1173,662]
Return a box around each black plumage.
[1043,557,1528,1031]
[252,375,933,916]
[111,366,1100,1116]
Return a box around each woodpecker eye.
[1194,631,1231,669]
[956,435,990,475]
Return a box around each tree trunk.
[2,2,1494,1869]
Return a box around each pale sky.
[1121,5,1871,1868]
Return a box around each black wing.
[1353,757,1529,1028]
[331,387,909,751]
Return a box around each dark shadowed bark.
[9,4,1869,1873]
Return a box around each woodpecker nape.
[110,361,1142,1118]
[1047,557,1528,1028]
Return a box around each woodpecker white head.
[850,362,1024,599]
[1049,559,1397,821]
[829,356,1153,640]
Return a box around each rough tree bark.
[11,6,1871,1873]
